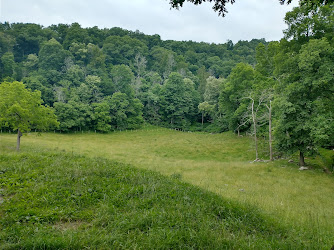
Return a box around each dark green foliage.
[149,46,176,78]
[0,32,15,58]
[110,64,135,97]
[54,101,92,132]
[38,38,68,71]
[103,35,148,66]
[284,2,334,42]
[0,52,16,78]
[62,23,90,49]
[0,21,264,135]
[139,75,162,124]
[0,149,308,248]
[6,23,50,62]
[219,63,255,131]
[204,120,229,133]
[159,73,199,129]
[0,1,332,162]
[22,74,55,106]
[107,92,143,130]
[275,37,334,156]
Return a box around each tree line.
[0,19,262,132]
[0,2,333,164]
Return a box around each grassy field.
[1,127,334,248]
[0,149,317,249]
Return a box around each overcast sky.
[0,0,298,44]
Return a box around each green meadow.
[1,127,333,248]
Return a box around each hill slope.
[0,149,310,249]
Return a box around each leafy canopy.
[0,81,58,132]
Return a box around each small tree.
[0,81,59,151]
[243,95,265,161]
[239,92,268,161]
[198,101,214,126]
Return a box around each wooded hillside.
[0,2,333,165]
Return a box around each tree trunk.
[16,128,22,151]
[237,127,240,137]
[201,112,204,127]
[268,100,273,161]
[254,122,258,160]
[299,151,306,166]
[251,99,258,160]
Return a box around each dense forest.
[0,3,333,164]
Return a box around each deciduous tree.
[275,38,334,166]
[0,81,58,150]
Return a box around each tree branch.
[169,0,329,17]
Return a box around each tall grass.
[0,148,312,249]
[1,127,333,248]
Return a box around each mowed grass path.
[1,127,334,245]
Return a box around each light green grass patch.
[1,149,311,249]
[1,127,333,247]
